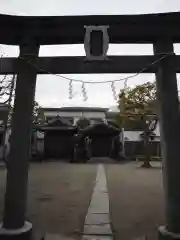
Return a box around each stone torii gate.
[0,12,180,239]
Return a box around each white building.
[40,107,109,125]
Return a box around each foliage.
[76,117,90,129]
[118,81,156,115]
[32,101,45,124]
[117,81,156,130]
[117,81,157,167]
[115,114,145,130]
[107,119,121,129]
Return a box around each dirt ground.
[0,161,166,240]
[0,163,96,239]
[106,162,165,240]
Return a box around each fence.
[124,141,161,159]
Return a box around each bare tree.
[0,74,16,163]
[0,75,15,105]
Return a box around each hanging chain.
[82,82,88,101]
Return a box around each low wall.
[124,141,161,159]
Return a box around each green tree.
[117,81,157,167]
[118,81,156,115]
[76,117,90,129]
[118,81,156,129]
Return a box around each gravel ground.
[106,162,165,240]
[0,163,97,239]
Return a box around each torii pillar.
[154,41,180,239]
[0,42,39,239]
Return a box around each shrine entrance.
[81,123,120,159]
[0,12,180,239]
[37,117,77,161]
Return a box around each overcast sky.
[1,0,180,109]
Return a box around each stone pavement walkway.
[44,164,113,240]
[82,164,113,240]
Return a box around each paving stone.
[83,165,113,239]
[91,191,109,200]
[85,213,110,225]
[94,185,107,193]
[84,224,112,235]
[94,167,108,193]
[82,235,113,240]
[89,193,109,214]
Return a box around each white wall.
[154,121,160,136]
[45,110,106,125]
[124,123,161,142]
[45,111,106,119]
[124,131,143,141]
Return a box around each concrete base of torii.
[0,221,32,240]
[159,226,180,240]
